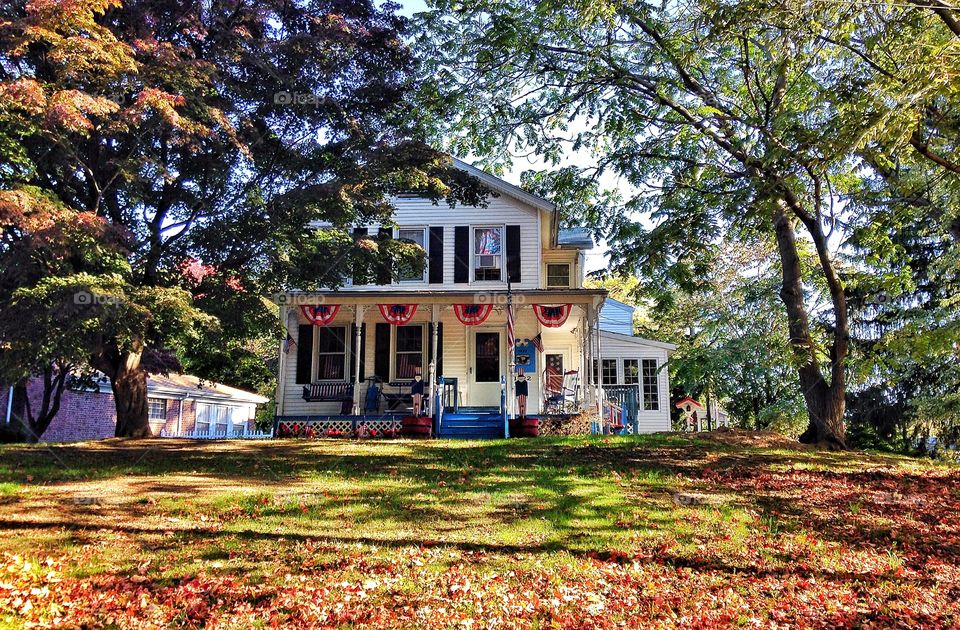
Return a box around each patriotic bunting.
[378,303,417,325]
[453,303,493,326]
[301,304,340,326]
[533,304,572,328]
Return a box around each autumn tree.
[416,0,960,448]
[0,0,481,436]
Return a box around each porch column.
[276,305,288,417]
[352,305,366,415]
[594,301,603,414]
[427,304,440,417]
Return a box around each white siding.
[599,298,635,336]
[598,330,673,433]
[338,194,544,291]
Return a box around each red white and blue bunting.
[301,304,340,326]
[378,303,418,325]
[533,303,572,328]
[453,303,493,326]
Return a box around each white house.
[273,160,673,438]
[595,299,676,433]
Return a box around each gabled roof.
[451,157,556,213]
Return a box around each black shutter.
[429,226,444,284]
[351,227,367,285]
[454,226,469,283]
[506,225,521,283]
[349,323,366,381]
[376,227,393,284]
[295,324,313,384]
[374,323,391,380]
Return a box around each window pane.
[602,359,618,385]
[316,326,346,380]
[546,264,570,287]
[148,398,166,421]
[623,359,639,385]
[317,327,345,353]
[397,228,426,281]
[396,326,422,352]
[474,227,502,281]
[395,326,423,379]
[642,359,659,410]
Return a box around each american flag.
[530,333,543,353]
[283,332,296,354]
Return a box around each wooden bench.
[381,381,413,412]
[302,382,355,414]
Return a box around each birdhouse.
[675,396,704,415]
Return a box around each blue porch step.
[437,409,504,439]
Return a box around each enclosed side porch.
[274,290,607,438]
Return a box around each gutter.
[5,386,12,423]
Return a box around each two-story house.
[273,159,671,438]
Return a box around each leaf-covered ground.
[0,432,958,628]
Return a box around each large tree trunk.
[92,339,152,438]
[772,204,847,449]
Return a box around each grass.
[0,431,958,628]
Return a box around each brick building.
[1,373,268,442]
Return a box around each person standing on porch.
[411,368,425,416]
[515,368,530,419]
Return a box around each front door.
[471,330,503,407]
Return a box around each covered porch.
[274,289,607,438]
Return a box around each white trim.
[545,262,572,289]
[312,324,350,382]
[395,226,429,284]
[390,322,427,382]
[471,224,507,283]
[451,158,556,213]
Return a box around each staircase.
[437,406,504,439]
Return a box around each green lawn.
[0,432,957,628]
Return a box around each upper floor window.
[474,226,502,282]
[316,326,347,381]
[396,227,427,282]
[546,263,571,288]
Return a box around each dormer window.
[474,226,503,282]
[546,263,571,288]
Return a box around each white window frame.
[601,358,619,386]
[196,403,247,436]
[394,226,428,284]
[147,397,167,422]
[313,325,349,382]
[390,323,427,381]
[471,224,506,283]
[641,358,660,411]
[545,263,571,289]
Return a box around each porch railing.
[160,427,273,440]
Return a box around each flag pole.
[506,280,515,423]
